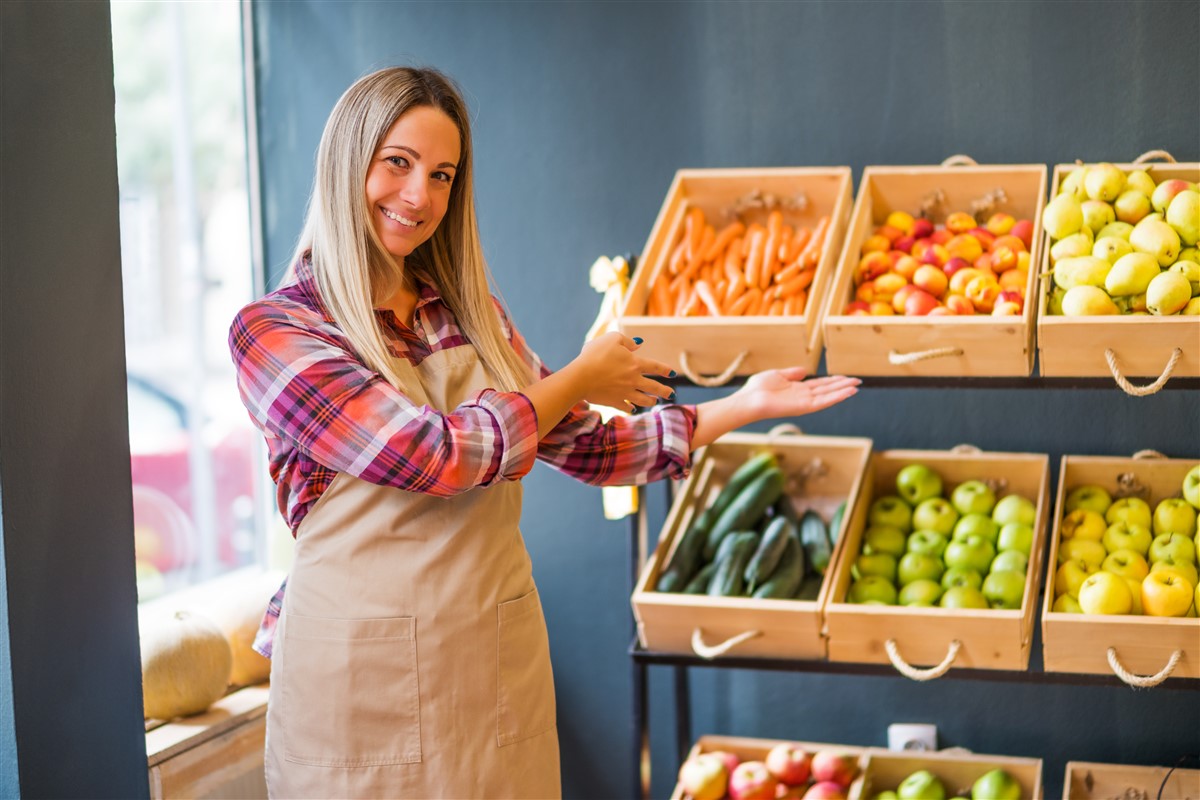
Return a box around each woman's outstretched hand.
[571,331,675,411]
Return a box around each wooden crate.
[1037,158,1200,382]
[631,431,872,660]
[1041,454,1200,681]
[824,448,1051,673]
[669,734,870,800]
[859,749,1043,800]
[1064,760,1200,800]
[822,160,1048,376]
[616,167,853,383]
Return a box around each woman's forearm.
[689,393,758,450]
[520,362,588,439]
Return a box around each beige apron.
[265,344,561,799]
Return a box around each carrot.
[684,207,706,262]
[744,229,765,290]
[668,239,687,276]
[681,286,702,317]
[714,278,728,300]
[773,268,816,299]
[741,223,765,257]
[783,293,801,317]
[791,289,808,315]
[650,268,672,316]
[728,287,762,316]
[768,298,785,316]
[766,210,783,239]
[761,228,779,290]
[800,215,831,269]
[673,284,690,316]
[776,226,793,263]
[694,279,723,317]
[703,221,746,262]
[686,225,715,274]
[784,226,811,263]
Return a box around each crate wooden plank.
[822,163,1048,376]
[1064,760,1200,800]
[617,167,854,380]
[632,431,872,660]
[825,449,1051,672]
[1041,455,1200,680]
[1037,160,1200,380]
[861,749,1043,800]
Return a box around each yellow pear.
[1062,285,1119,316]
[1053,255,1112,290]
[1146,271,1192,315]
[1104,252,1162,296]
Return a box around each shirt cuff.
[656,403,699,480]
[470,388,540,482]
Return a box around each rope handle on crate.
[940,155,979,167]
[679,350,749,387]
[887,346,964,365]
[1104,347,1182,397]
[1132,150,1177,164]
[950,444,982,454]
[1106,647,1183,688]
[691,627,762,660]
[884,638,963,681]
[1132,450,1167,460]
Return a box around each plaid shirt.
[229,255,696,656]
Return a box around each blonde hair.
[291,66,531,392]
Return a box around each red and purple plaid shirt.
[229,255,697,656]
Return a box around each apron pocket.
[281,613,422,767]
[496,588,557,747]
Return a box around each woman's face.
[364,105,461,259]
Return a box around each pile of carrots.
[644,206,831,317]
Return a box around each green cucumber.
[703,467,786,560]
[708,531,760,597]
[683,562,718,594]
[752,535,805,599]
[655,566,686,593]
[744,516,793,594]
[794,573,824,601]
[799,509,833,574]
[828,500,847,545]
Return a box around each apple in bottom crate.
[677,753,728,800]
[729,761,778,800]
[972,767,1022,800]
[811,750,859,788]
[802,782,849,800]
[765,742,812,787]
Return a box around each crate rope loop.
[1104,347,1182,397]
[887,346,963,365]
[679,349,748,387]
[691,627,762,660]
[884,638,962,681]
[1106,646,1182,688]
[1132,150,1177,164]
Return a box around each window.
[111,0,280,600]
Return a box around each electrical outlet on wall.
[888,723,937,752]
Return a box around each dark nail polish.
[632,337,643,345]
[668,370,677,378]
[668,392,676,402]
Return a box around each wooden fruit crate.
[669,734,869,800]
[616,167,853,384]
[1037,155,1200,386]
[1064,760,1200,800]
[631,430,872,660]
[1042,454,1200,682]
[822,158,1048,376]
[859,749,1043,800]
[824,448,1051,674]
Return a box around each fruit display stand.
[669,734,870,800]
[823,448,1051,674]
[858,748,1043,800]
[615,167,853,384]
[821,157,1047,377]
[1041,453,1200,682]
[632,430,872,660]
[1036,153,1200,388]
[1063,760,1200,800]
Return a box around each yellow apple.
[1150,559,1199,589]
[1061,509,1107,541]
[1124,577,1144,614]
[1142,572,1194,617]
[1055,559,1098,598]
[1059,537,1108,568]
[1078,571,1133,615]
[1053,593,1083,614]
[1101,549,1150,581]
[1106,497,1153,529]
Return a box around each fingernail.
[668,370,677,378]
[632,337,643,345]
[668,391,677,402]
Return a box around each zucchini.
[703,467,785,560]
[682,562,718,594]
[658,512,709,586]
[794,573,824,601]
[655,566,686,593]
[708,531,759,597]
[752,535,805,599]
[828,500,847,545]
[799,509,833,574]
[744,516,793,594]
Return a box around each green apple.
[940,585,989,610]
[1061,508,1106,541]
[1102,521,1152,557]
[898,770,946,800]
[990,550,1028,575]
[853,553,898,583]
[1150,558,1199,589]
[997,523,1034,557]
[896,464,943,506]
[1186,465,1200,510]
[945,535,996,575]
[912,498,959,536]
[1055,558,1098,598]
[1053,593,1083,613]
[992,494,1036,527]
[898,579,943,607]
[869,495,913,533]
[1149,532,1197,565]
[872,793,900,800]
[1079,571,1133,615]
[908,529,950,559]
[848,576,898,605]
[1106,497,1153,529]
[1085,162,1126,202]
[971,767,1022,800]
[951,480,997,516]
[862,525,908,558]
[1059,537,1107,569]
[1064,484,1113,515]
[1153,498,1197,536]
[953,513,1000,544]
[897,552,944,586]
[982,570,1026,609]
[1101,548,1150,581]
[941,567,983,592]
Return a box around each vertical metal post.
[629,485,649,800]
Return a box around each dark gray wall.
[0,2,149,797]
[250,2,1200,798]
